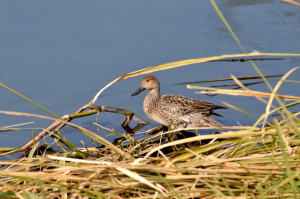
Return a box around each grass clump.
[0,94,299,198]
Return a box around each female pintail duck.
[132,76,227,129]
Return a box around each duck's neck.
[144,88,160,109]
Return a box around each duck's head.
[132,76,160,96]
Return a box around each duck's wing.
[160,95,227,117]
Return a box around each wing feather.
[159,95,226,117]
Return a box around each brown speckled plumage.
[132,76,227,129]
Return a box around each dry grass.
[0,111,299,198]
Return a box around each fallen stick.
[20,105,148,151]
[88,105,148,125]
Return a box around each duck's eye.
[146,80,150,82]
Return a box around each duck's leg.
[121,113,134,127]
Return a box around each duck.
[132,75,227,129]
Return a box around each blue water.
[0,0,299,150]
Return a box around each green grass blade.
[283,80,300,84]
[210,0,275,93]
[0,82,60,119]
[198,178,229,199]
[156,172,182,199]
[274,120,299,197]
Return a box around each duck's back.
[152,94,225,128]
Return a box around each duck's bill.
[132,87,145,96]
